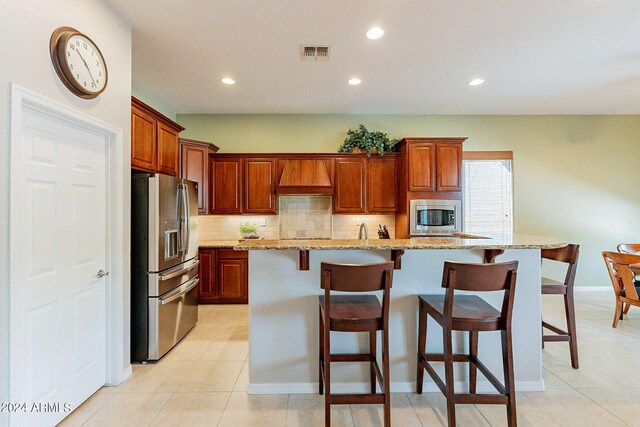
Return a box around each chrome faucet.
[358,223,369,240]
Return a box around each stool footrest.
[542,335,570,342]
[331,353,374,362]
[420,352,506,396]
[455,394,510,405]
[330,393,386,405]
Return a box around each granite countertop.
[234,234,566,250]
[199,240,241,248]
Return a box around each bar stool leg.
[501,329,517,427]
[564,290,579,369]
[369,331,377,393]
[416,302,427,394]
[324,319,331,427]
[443,326,457,427]
[383,326,391,426]
[469,331,478,394]
[319,311,324,395]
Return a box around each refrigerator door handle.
[158,259,199,281]
[183,184,190,254]
[159,277,199,305]
[176,183,188,256]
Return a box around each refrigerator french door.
[131,172,199,362]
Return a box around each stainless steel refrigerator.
[131,172,199,363]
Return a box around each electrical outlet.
[356,218,362,225]
[260,218,266,227]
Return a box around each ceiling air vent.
[300,45,330,61]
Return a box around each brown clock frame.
[49,26,108,100]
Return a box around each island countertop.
[234,234,566,251]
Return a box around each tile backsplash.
[279,196,332,239]
[198,197,396,241]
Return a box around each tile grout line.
[215,391,234,427]
[284,394,291,427]
[573,388,632,425]
[146,391,174,427]
[405,392,426,427]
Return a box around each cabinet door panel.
[436,143,462,191]
[131,107,156,172]
[218,259,248,302]
[244,159,276,214]
[181,144,208,214]
[367,157,397,213]
[211,159,242,214]
[157,123,179,176]
[334,158,366,213]
[198,249,217,303]
[408,142,436,191]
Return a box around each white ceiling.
[106,0,640,114]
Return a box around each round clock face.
[50,27,108,99]
[64,34,107,94]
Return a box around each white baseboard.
[248,380,544,395]
[574,286,610,292]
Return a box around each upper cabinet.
[210,158,243,214]
[367,157,397,213]
[407,142,436,192]
[401,138,465,193]
[435,142,462,191]
[334,157,367,214]
[244,159,276,214]
[179,138,219,214]
[131,97,184,176]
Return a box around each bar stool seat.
[319,295,382,331]
[420,295,502,330]
[541,277,568,294]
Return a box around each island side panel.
[247,248,543,394]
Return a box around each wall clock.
[50,26,108,99]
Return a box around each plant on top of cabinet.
[337,124,399,157]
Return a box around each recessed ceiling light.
[366,27,385,40]
[348,78,362,85]
[468,78,484,86]
[221,77,236,85]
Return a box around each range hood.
[276,159,334,195]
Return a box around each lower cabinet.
[198,248,248,304]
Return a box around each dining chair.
[602,251,640,327]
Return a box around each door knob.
[97,269,109,278]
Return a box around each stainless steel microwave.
[410,199,462,236]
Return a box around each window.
[463,152,513,235]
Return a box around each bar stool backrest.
[617,243,640,254]
[541,244,580,288]
[441,260,519,323]
[602,251,640,301]
[321,262,394,292]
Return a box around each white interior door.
[10,103,107,426]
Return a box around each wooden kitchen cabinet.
[436,142,462,191]
[407,141,436,192]
[131,97,184,176]
[244,158,276,214]
[131,105,157,172]
[198,248,217,303]
[367,157,397,213]
[180,139,219,214]
[334,157,367,213]
[198,248,248,304]
[210,158,243,214]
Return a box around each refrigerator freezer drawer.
[149,258,199,297]
[147,277,199,361]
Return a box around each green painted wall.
[177,114,640,286]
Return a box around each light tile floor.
[59,292,640,426]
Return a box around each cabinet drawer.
[217,248,248,260]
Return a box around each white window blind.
[463,159,513,235]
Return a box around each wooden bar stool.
[417,261,519,427]
[541,244,580,369]
[319,261,394,427]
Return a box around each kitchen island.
[235,235,565,395]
